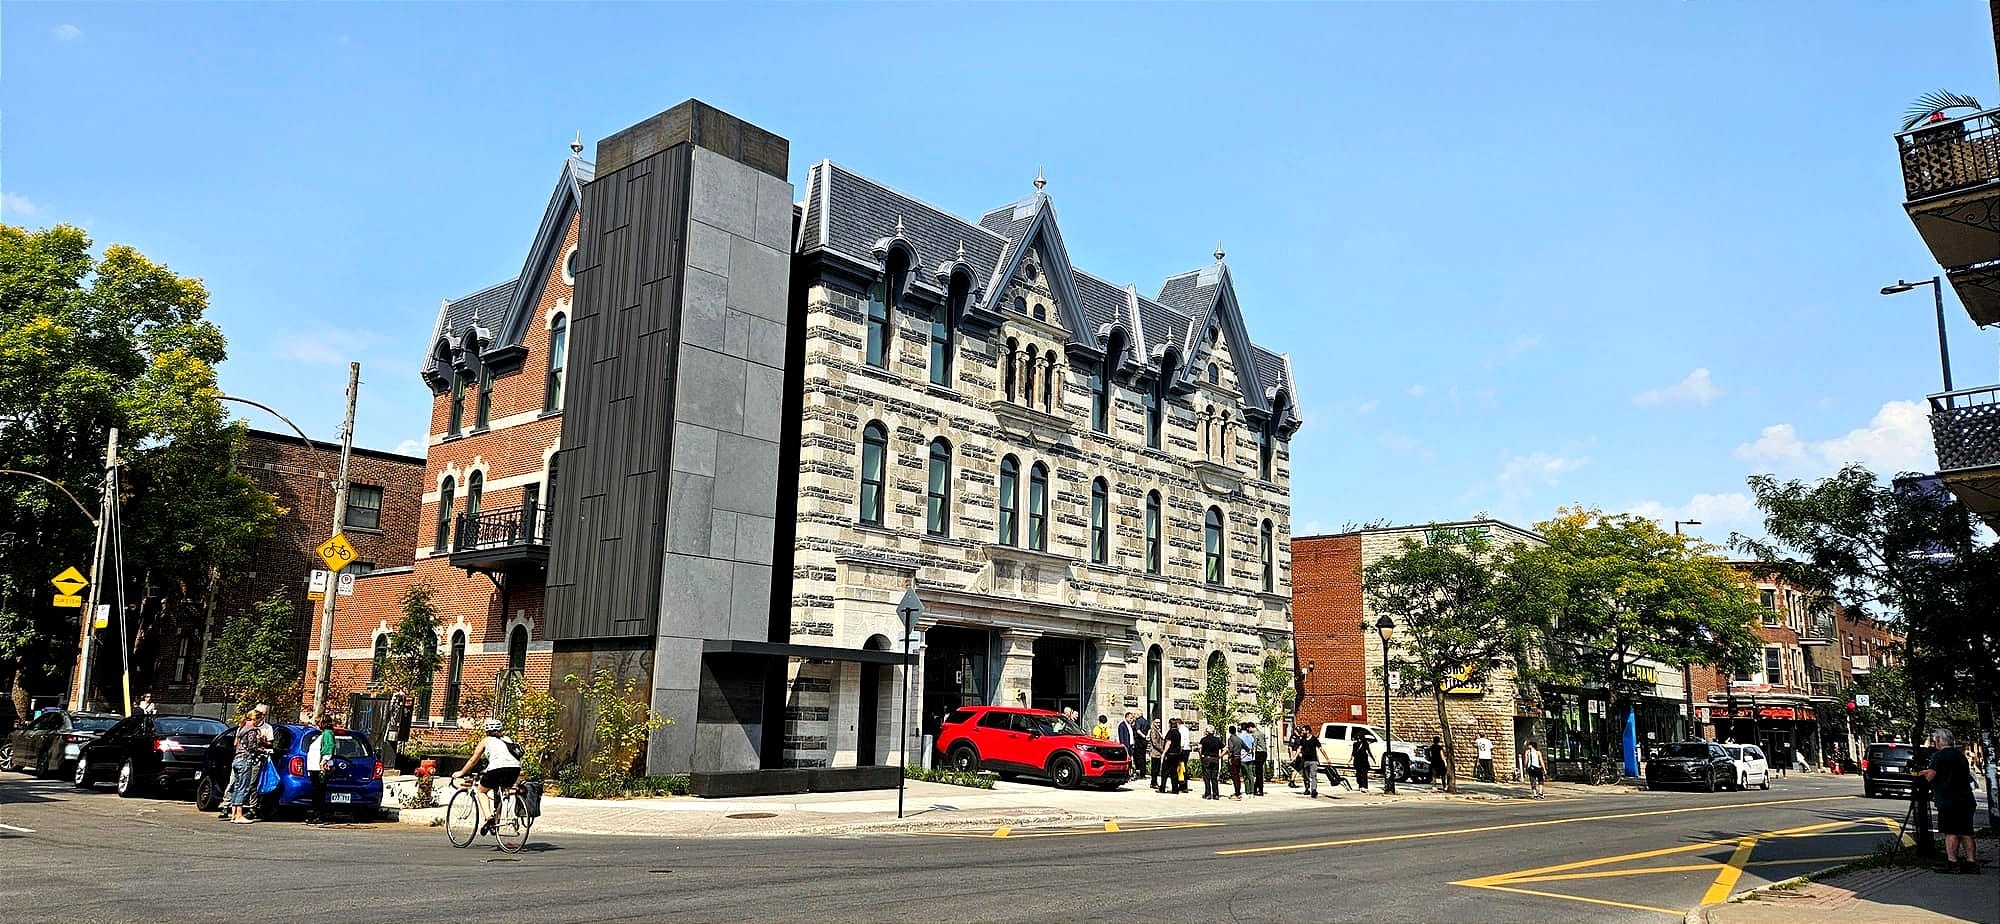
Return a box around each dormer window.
[1207,363,1219,385]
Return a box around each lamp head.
[1374,614,1396,640]
[1880,280,1919,295]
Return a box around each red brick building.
[149,429,422,707]
[307,155,585,739]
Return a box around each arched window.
[1004,337,1018,401]
[1022,344,1037,407]
[1013,295,1027,314]
[443,630,467,722]
[1032,302,1047,322]
[929,305,954,386]
[1145,645,1164,720]
[1204,506,1225,586]
[998,455,1019,545]
[1144,491,1162,575]
[1204,405,1216,456]
[1090,362,1110,434]
[1042,350,1057,413]
[1028,462,1049,551]
[926,438,952,537]
[1144,386,1163,450]
[859,421,887,526]
[1208,362,1219,385]
[1219,413,1233,461]
[544,313,568,412]
[475,365,493,430]
[465,470,484,522]
[370,635,389,685]
[448,370,469,436]
[508,624,528,676]
[865,277,892,369]
[1260,519,1275,592]
[1089,478,1109,565]
[434,477,455,550]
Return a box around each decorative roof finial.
[571,131,583,156]
[957,240,967,260]
[1033,165,1046,191]
[895,213,906,237]
[1214,241,1226,262]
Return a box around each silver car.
[2,710,120,777]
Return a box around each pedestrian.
[304,714,338,825]
[1092,714,1111,740]
[1918,729,1980,875]
[1164,717,1188,794]
[1774,742,1789,778]
[1296,726,1323,798]
[226,704,274,824]
[1474,732,1495,783]
[1352,734,1375,792]
[1225,723,1245,800]
[1149,717,1170,792]
[135,693,157,717]
[1521,741,1546,799]
[1240,723,1265,796]
[1199,725,1224,800]
[1425,736,1445,788]
[1287,723,1309,789]
[1117,712,1146,780]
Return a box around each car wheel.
[116,759,143,798]
[1737,772,1748,791]
[1704,769,1718,793]
[73,755,94,789]
[195,776,222,812]
[1048,754,1082,790]
[0,743,13,772]
[1388,755,1411,782]
[948,744,979,774]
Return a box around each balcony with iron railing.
[1927,386,2000,528]
[1899,107,2000,201]
[448,502,551,574]
[1897,108,2000,325]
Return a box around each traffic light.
[1847,701,1856,712]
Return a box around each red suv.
[934,706,1131,789]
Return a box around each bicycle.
[1586,754,1625,786]
[444,774,536,853]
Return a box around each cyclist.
[451,719,522,833]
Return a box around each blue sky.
[6,2,1996,546]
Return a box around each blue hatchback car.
[193,722,384,820]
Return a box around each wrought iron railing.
[451,503,549,552]
[1899,108,2000,200]
[1929,384,2000,472]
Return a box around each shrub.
[904,765,997,789]
[569,669,671,783]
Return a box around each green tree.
[0,223,277,712]
[1517,509,1763,758]
[1194,654,1237,737]
[492,671,563,778]
[1364,532,1536,792]
[1736,466,1997,733]
[570,668,669,782]
[377,584,443,712]
[199,590,300,711]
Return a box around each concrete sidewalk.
[1691,835,1998,924]
[386,774,1597,838]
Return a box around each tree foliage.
[570,668,669,782]
[1194,654,1237,735]
[377,584,443,706]
[0,223,277,710]
[199,591,300,712]
[493,671,564,778]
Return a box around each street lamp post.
[1674,519,1701,741]
[1373,614,1397,795]
[1880,278,1954,394]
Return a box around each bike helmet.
[484,718,504,733]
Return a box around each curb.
[1680,862,1863,924]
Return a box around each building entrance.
[1031,636,1086,716]
[922,626,991,737]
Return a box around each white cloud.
[1734,400,1935,476]
[52,24,82,40]
[1407,384,1427,398]
[1355,399,1381,415]
[1633,368,1723,407]
[1624,492,1761,537]
[394,439,426,457]
[272,325,385,366]
[1,192,39,216]
[1494,449,1591,502]
[1484,333,1544,369]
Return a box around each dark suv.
[1644,741,1736,792]
[934,706,1131,789]
[1862,742,1923,798]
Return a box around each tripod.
[1899,779,1937,858]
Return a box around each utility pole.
[70,428,118,711]
[311,362,359,719]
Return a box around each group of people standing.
[211,703,344,825]
[1111,713,1402,798]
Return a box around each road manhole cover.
[726,812,778,819]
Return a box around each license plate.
[1883,765,1903,772]
[331,793,352,804]
[193,771,202,781]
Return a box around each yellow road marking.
[992,826,1011,838]
[1499,863,1719,885]
[1743,854,1871,867]
[1216,795,1853,857]
[1104,820,1120,833]
[1701,838,1759,905]
[903,820,1222,840]
[1468,884,1683,917]
[1881,815,1914,847]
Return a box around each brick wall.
[1291,534,1367,730]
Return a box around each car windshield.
[331,733,372,758]
[1659,743,1712,758]
[72,716,119,731]
[1723,746,1743,759]
[154,717,225,737]
[1870,745,1913,761]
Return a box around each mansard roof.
[420,155,593,390]
[797,160,1302,432]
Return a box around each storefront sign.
[1624,663,1659,685]
[1425,525,1491,547]
[1715,706,1802,721]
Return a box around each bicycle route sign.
[316,533,357,572]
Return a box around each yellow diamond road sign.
[51,566,88,596]
[317,533,357,572]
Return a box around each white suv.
[1317,722,1427,782]
[1720,743,1771,790]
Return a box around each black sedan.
[2,710,120,777]
[1645,741,1737,792]
[73,714,228,797]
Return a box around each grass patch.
[903,766,998,789]
[547,770,690,800]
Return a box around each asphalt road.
[1,769,1908,923]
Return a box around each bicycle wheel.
[497,792,531,854]
[444,786,481,848]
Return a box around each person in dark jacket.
[1425,736,1446,787]
[1116,712,1145,779]
[1198,726,1224,800]
[1352,735,1375,792]
[1919,729,1980,874]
